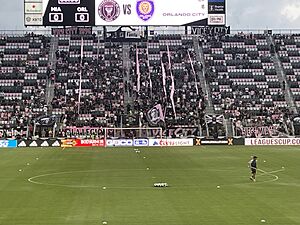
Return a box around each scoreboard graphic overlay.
[24,0,225,26]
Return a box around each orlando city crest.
[136,0,154,21]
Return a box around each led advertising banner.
[207,0,225,25]
[25,0,226,26]
[94,0,208,26]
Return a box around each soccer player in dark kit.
[248,156,258,182]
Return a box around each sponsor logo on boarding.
[61,139,77,147]
[0,140,9,148]
[149,139,193,147]
[79,139,105,147]
[41,141,49,147]
[29,141,38,147]
[98,0,120,22]
[136,0,154,21]
[0,140,17,148]
[134,139,149,146]
[52,140,61,147]
[106,139,133,147]
[18,141,27,147]
[153,140,159,146]
[245,138,300,146]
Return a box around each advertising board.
[24,0,226,26]
[0,140,18,148]
[106,139,133,147]
[194,138,228,145]
[149,139,194,147]
[245,138,300,146]
[133,139,149,146]
[61,139,105,147]
[76,139,105,147]
[18,139,61,147]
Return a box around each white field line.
[27,168,286,189]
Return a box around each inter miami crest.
[98,0,120,22]
[136,0,154,21]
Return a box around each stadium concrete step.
[225,118,234,137]
[45,36,59,113]
[193,36,215,114]
[122,43,133,105]
[267,36,298,114]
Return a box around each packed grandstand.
[0,30,300,139]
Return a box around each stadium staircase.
[122,43,133,106]
[267,36,298,114]
[225,118,234,137]
[45,36,59,114]
[193,37,232,136]
[193,37,215,115]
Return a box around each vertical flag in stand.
[146,43,153,97]
[78,37,83,114]
[167,44,177,118]
[136,47,141,93]
[161,60,167,98]
[187,50,199,95]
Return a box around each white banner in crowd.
[245,138,300,146]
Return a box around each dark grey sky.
[0,0,299,30]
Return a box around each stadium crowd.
[0,32,299,138]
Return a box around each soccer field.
[0,146,299,225]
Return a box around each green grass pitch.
[0,146,300,225]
